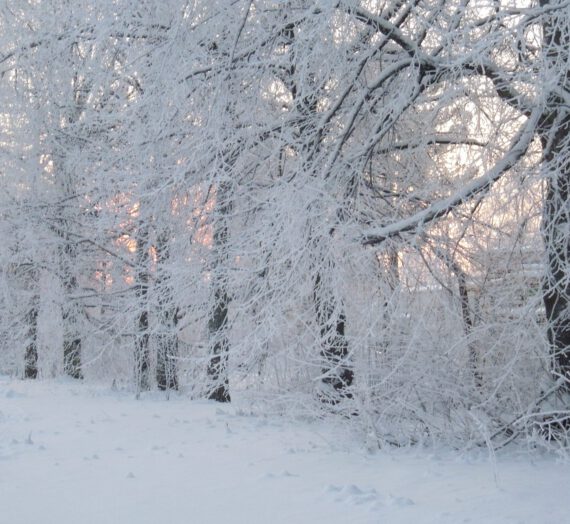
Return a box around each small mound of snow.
[385,494,415,507]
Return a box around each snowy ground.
[1,377,569,524]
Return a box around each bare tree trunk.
[539,0,570,389]
[207,286,231,402]
[314,273,353,403]
[542,137,570,388]
[207,182,231,402]
[429,244,482,388]
[281,21,354,403]
[24,305,38,379]
[155,231,178,391]
[63,336,82,379]
[156,314,179,391]
[135,223,151,393]
[61,242,83,380]
[456,271,482,389]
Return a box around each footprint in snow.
[324,484,414,510]
[261,470,299,480]
[5,390,25,399]
[375,494,415,509]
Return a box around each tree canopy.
[1,0,569,449]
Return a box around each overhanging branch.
[361,105,542,246]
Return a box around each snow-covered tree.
[2,0,569,448]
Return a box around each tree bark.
[207,182,231,402]
[135,223,151,393]
[314,273,353,403]
[155,231,179,391]
[207,286,231,402]
[457,270,482,389]
[429,244,481,389]
[281,21,353,402]
[61,243,83,380]
[539,0,570,389]
[24,305,38,379]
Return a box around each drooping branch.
[362,105,542,246]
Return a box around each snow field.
[1,378,569,524]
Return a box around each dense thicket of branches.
[1,0,569,450]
